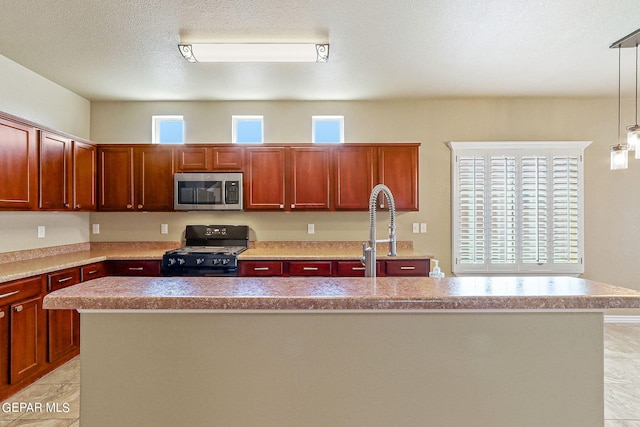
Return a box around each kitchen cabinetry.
[98,145,174,211]
[175,146,244,171]
[333,146,376,210]
[0,117,38,209]
[106,260,161,276]
[336,260,382,277]
[289,261,333,276]
[0,276,46,386]
[81,262,107,281]
[245,147,286,210]
[377,145,419,211]
[39,131,72,210]
[46,268,81,364]
[384,259,429,276]
[72,141,97,210]
[238,261,284,276]
[289,147,331,210]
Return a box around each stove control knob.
[213,259,221,265]
[222,258,230,265]
[178,258,186,265]
[167,258,176,266]
[196,258,205,265]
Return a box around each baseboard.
[604,315,640,323]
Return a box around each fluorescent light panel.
[179,43,329,63]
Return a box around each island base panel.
[80,312,603,427]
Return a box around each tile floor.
[1,323,639,426]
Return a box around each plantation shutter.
[450,142,588,275]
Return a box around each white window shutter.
[457,156,486,266]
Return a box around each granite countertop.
[43,275,640,311]
[0,241,433,284]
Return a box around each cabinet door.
[212,147,244,170]
[81,262,107,281]
[245,147,286,210]
[378,145,419,211]
[39,131,72,210]
[47,268,81,363]
[0,117,37,209]
[0,304,8,389]
[98,146,134,211]
[175,146,210,171]
[333,146,376,210]
[385,260,430,276]
[135,146,174,211]
[106,260,161,276]
[10,296,46,384]
[289,261,333,276]
[73,141,97,210]
[289,148,331,210]
[238,261,284,276]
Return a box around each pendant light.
[611,45,628,170]
[630,45,640,157]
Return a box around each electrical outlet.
[37,225,45,238]
[308,224,315,234]
[420,223,427,233]
[412,223,419,233]
[161,224,169,234]
[92,224,100,234]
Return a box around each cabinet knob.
[138,204,143,209]
[0,311,4,319]
[76,204,81,209]
[279,204,284,209]
[14,305,23,313]
[127,204,133,209]
[64,203,70,208]
[291,204,295,209]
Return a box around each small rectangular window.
[312,116,344,143]
[152,115,184,144]
[233,115,264,143]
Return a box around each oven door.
[174,173,243,210]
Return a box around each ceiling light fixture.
[610,28,640,170]
[178,43,329,63]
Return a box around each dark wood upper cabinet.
[39,131,72,210]
[0,117,37,209]
[245,147,286,210]
[377,145,419,211]
[98,145,174,211]
[134,146,174,211]
[72,141,97,210]
[289,147,331,210]
[333,146,376,210]
[175,145,244,171]
[98,146,135,211]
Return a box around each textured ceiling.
[1,0,640,101]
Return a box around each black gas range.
[161,225,249,277]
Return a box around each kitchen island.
[44,276,640,427]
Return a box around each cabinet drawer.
[0,276,42,306]
[336,261,383,277]
[107,260,161,276]
[47,268,81,292]
[385,260,430,276]
[81,262,107,282]
[238,261,284,276]
[289,261,333,276]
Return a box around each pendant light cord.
[635,45,638,125]
[619,46,622,145]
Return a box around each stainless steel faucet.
[362,184,397,277]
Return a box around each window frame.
[151,115,184,144]
[232,115,264,144]
[448,141,591,275]
[312,115,344,143]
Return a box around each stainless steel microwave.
[174,172,243,211]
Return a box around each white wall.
[90,97,640,292]
[0,54,91,253]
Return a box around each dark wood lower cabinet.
[47,268,81,364]
[106,260,161,276]
[239,259,429,277]
[10,295,46,384]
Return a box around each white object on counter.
[429,260,445,278]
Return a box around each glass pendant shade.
[629,125,640,157]
[610,144,629,170]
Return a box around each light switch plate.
[308,224,315,234]
[37,225,45,238]
[412,223,419,233]
[92,224,100,234]
[420,223,427,233]
[161,224,169,234]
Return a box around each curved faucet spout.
[362,184,397,277]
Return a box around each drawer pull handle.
[58,277,73,283]
[14,305,23,313]
[87,270,99,275]
[351,267,365,271]
[0,290,19,299]
[254,267,270,271]
[0,311,4,319]
[303,267,319,271]
[400,266,416,270]
[128,267,144,271]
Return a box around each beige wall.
[0,54,91,253]
[90,98,637,292]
